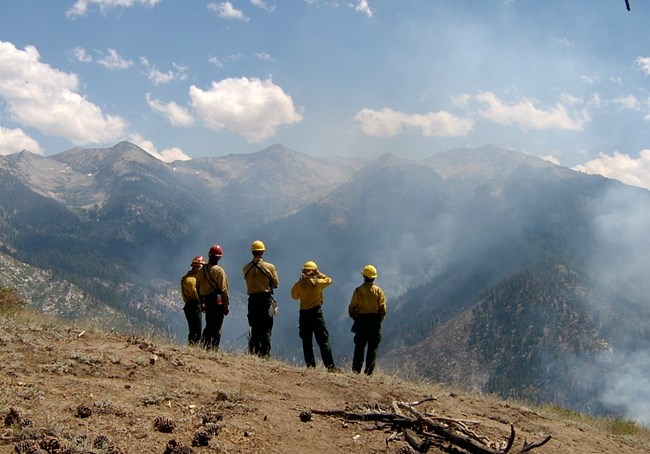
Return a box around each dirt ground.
[1,309,649,454]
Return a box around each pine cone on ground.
[13,440,39,454]
[75,405,92,419]
[154,416,176,433]
[191,431,211,447]
[163,439,194,454]
[5,407,22,426]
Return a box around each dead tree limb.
[519,435,552,453]
[311,400,552,454]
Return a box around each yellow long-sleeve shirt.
[242,259,279,295]
[180,268,200,303]
[290,273,332,310]
[348,282,387,321]
[196,262,230,305]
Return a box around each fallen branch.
[310,400,552,454]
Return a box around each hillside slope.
[1,300,649,453]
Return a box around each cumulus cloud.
[67,0,161,18]
[145,94,195,127]
[573,149,650,190]
[473,91,590,131]
[208,2,249,21]
[354,108,474,138]
[128,133,191,162]
[0,41,127,145]
[189,77,303,142]
[0,127,44,155]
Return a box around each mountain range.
[1,141,649,424]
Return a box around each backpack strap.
[244,261,274,293]
[203,264,221,293]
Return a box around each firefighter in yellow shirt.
[242,240,279,357]
[348,264,387,375]
[196,244,230,351]
[180,256,205,345]
[290,261,336,370]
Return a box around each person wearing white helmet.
[242,240,279,357]
[290,260,336,371]
[180,255,205,345]
[348,264,387,375]
[196,244,230,351]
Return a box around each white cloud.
[573,149,650,190]
[145,94,195,127]
[208,56,224,67]
[128,133,191,162]
[66,0,161,18]
[354,0,373,17]
[613,94,641,110]
[0,127,44,155]
[189,77,303,143]
[251,0,276,13]
[473,91,590,131]
[71,47,93,63]
[96,48,133,70]
[636,57,650,76]
[0,41,127,145]
[255,52,274,62]
[354,107,474,138]
[580,74,600,85]
[140,58,188,85]
[542,155,560,165]
[72,47,133,70]
[208,2,250,21]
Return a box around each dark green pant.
[299,306,335,369]
[247,293,273,357]
[183,300,202,345]
[352,313,382,375]
[201,293,225,350]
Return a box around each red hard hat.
[209,244,223,258]
[191,256,205,266]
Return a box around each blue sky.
[2,0,650,187]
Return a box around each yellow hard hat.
[302,260,318,270]
[251,240,266,252]
[361,264,378,279]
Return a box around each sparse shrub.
[153,416,176,433]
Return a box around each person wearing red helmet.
[196,244,230,350]
[180,255,205,345]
